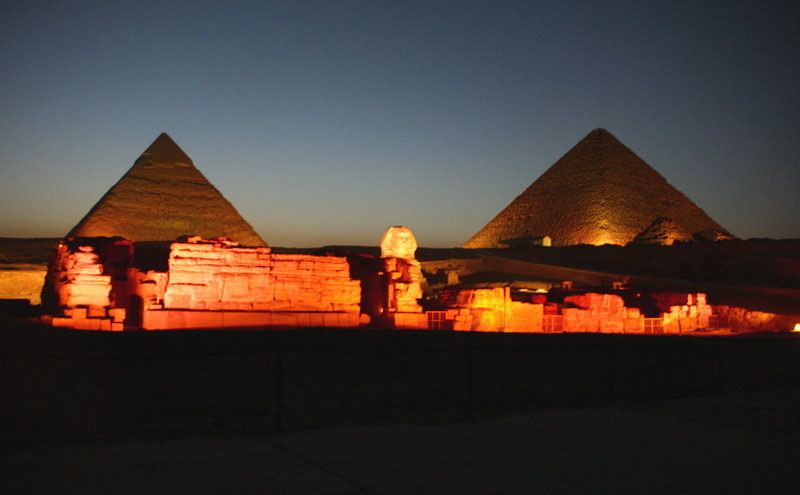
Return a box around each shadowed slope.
[67,133,267,246]
[464,129,729,247]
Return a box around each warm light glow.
[593,234,614,246]
[793,323,800,333]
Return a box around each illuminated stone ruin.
[433,287,720,334]
[42,239,129,330]
[436,287,542,332]
[378,226,426,329]
[43,236,364,330]
[67,133,266,246]
[40,230,793,334]
[463,128,732,247]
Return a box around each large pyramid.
[67,133,267,246]
[464,129,730,248]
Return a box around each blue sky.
[1,1,798,246]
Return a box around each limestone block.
[394,312,427,329]
[471,310,498,332]
[679,317,698,333]
[111,322,124,331]
[100,319,112,331]
[304,313,322,327]
[60,282,111,299]
[87,306,107,318]
[221,301,253,311]
[164,290,193,309]
[624,317,642,332]
[71,307,87,320]
[296,313,311,327]
[222,311,270,328]
[453,319,471,331]
[663,320,680,334]
[63,293,111,308]
[68,273,112,285]
[561,308,579,332]
[63,317,103,331]
[507,302,543,333]
[167,270,209,285]
[108,298,127,318]
[220,274,257,300]
[51,317,72,327]
[600,320,624,333]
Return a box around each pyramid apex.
[585,128,618,140]
[138,132,193,167]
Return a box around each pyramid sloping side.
[464,129,728,248]
[67,134,267,246]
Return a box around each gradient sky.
[1,1,798,247]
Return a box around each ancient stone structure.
[436,287,543,332]
[562,293,641,333]
[378,226,426,328]
[161,238,360,313]
[43,236,363,330]
[380,226,418,259]
[68,133,266,246]
[40,230,792,334]
[43,239,126,330]
[463,129,731,247]
[631,217,693,245]
[435,288,721,334]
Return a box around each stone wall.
[437,287,543,332]
[163,240,361,314]
[562,293,641,333]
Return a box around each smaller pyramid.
[464,129,730,247]
[630,217,692,245]
[67,133,267,246]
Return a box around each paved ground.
[3,388,799,494]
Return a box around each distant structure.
[464,129,732,248]
[67,133,266,246]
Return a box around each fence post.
[607,339,615,403]
[274,339,284,433]
[715,338,722,394]
[466,342,474,420]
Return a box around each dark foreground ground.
[2,321,800,447]
[2,321,800,493]
[4,388,799,494]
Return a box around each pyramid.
[464,129,730,248]
[67,133,267,246]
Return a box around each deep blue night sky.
[1,1,798,246]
